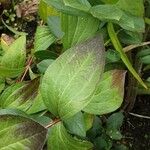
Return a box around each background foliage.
[0,0,150,149]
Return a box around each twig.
[45,118,61,129]
[123,41,150,53]
[129,112,150,119]
[20,56,33,82]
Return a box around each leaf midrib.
[58,53,92,109]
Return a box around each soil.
[122,96,150,150]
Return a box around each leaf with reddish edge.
[0,78,46,114]
[41,35,105,120]
[0,109,47,150]
[83,70,126,115]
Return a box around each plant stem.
[20,56,33,82]
[107,22,147,89]
[123,41,150,52]
[45,118,61,129]
[129,112,150,119]
[137,88,150,95]
[137,82,150,95]
[104,29,122,46]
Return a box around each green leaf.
[116,0,144,17]
[31,114,52,127]
[107,22,147,89]
[137,49,150,64]
[47,16,64,38]
[26,92,46,114]
[90,4,145,32]
[0,67,24,78]
[0,36,26,78]
[106,49,121,63]
[64,112,86,137]
[0,109,47,149]
[137,48,150,58]
[83,70,126,115]
[140,55,150,64]
[118,30,143,45]
[41,35,105,119]
[106,112,124,140]
[87,116,103,140]
[63,0,91,12]
[0,78,45,113]
[28,67,39,80]
[90,5,123,21]
[94,135,112,150]
[39,0,59,22]
[118,12,145,32]
[34,50,58,60]
[34,26,56,52]
[61,13,100,50]
[44,0,89,16]
[83,113,94,131]
[37,59,54,73]
[48,122,93,150]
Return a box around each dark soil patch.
[122,96,150,150]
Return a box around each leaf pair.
[0,32,126,150]
[40,35,126,120]
[90,1,144,32]
[45,0,145,32]
[0,109,93,150]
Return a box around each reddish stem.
[20,56,33,82]
[45,118,61,129]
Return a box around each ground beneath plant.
[122,96,150,150]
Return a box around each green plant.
[0,0,149,149]
[0,33,126,149]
